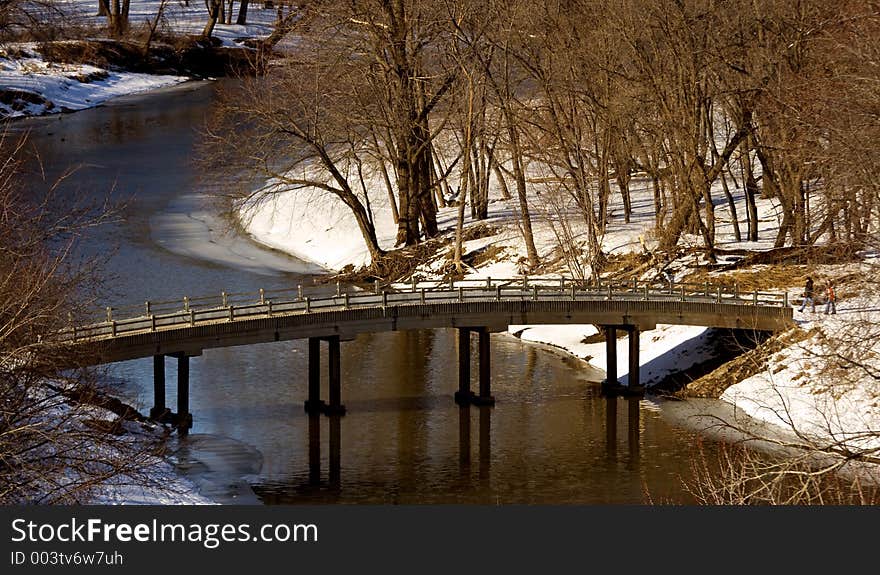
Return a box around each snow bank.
[723,295,880,452]
[240,181,399,271]
[0,44,188,119]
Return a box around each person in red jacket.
[825,282,837,315]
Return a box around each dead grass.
[682,265,813,292]
[682,265,864,297]
[600,250,653,279]
[327,236,452,286]
[34,38,264,77]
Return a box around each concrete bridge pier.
[174,353,194,434]
[472,329,496,406]
[149,353,194,433]
[455,328,495,406]
[600,325,645,397]
[626,326,645,396]
[149,355,167,421]
[303,336,346,416]
[325,336,346,416]
[304,338,326,414]
[454,328,475,406]
[601,326,618,395]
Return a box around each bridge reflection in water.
[278,397,641,498]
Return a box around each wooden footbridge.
[62,277,794,432]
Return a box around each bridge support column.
[472,328,495,406]
[176,354,193,434]
[601,326,646,397]
[303,336,345,416]
[626,327,645,396]
[454,328,475,405]
[304,338,326,414]
[324,335,346,416]
[150,355,167,421]
[601,326,618,395]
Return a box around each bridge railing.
[62,277,790,342]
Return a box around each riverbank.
[0,42,189,118]
[237,159,880,459]
[0,1,279,119]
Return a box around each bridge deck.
[64,278,794,365]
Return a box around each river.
[12,80,729,504]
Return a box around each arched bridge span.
[63,277,794,431]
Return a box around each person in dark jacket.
[799,276,816,313]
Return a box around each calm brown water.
[13,81,723,504]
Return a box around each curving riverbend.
[13,80,731,504]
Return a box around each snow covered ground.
[0,43,188,118]
[237,148,880,458]
[32,394,214,505]
[0,1,279,119]
[54,0,278,47]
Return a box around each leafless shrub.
[0,132,171,504]
[686,439,880,505]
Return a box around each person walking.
[825,281,837,315]
[799,276,816,313]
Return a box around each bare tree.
[202,0,224,40]
[236,0,250,25]
[97,0,131,38]
[0,135,165,503]
[203,51,387,266]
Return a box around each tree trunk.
[720,168,742,242]
[314,148,384,266]
[506,123,538,267]
[236,0,250,25]
[142,0,169,55]
[492,159,511,201]
[741,146,759,242]
[612,149,632,224]
[415,111,438,238]
[454,77,476,272]
[471,141,488,220]
[202,0,222,39]
[429,145,447,209]
[368,129,398,224]
[652,175,662,227]
[595,136,611,234]
[702,183,715,246]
